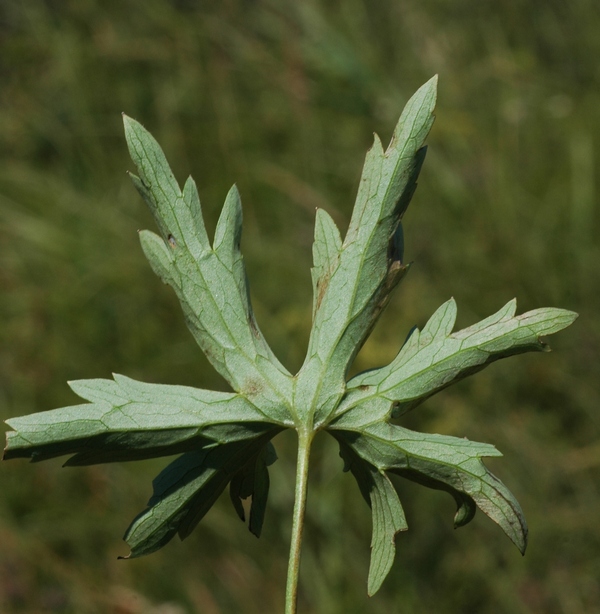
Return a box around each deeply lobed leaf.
[123,435,277,557]
[333,298,578,427]
[295,77,437,426]
[2,77,579,600]
[338,440,407,596]
[333,422,527,548]
[4,374,281,464]
[124,116,294,420]
[326,298,576,592]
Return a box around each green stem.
[285,427,314,614]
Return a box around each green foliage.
[3,76,577,607]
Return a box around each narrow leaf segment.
[3,76,577,602]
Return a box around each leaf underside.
[3,75,577,593]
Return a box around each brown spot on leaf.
[243,379,264,396]
[249,316,261,339]
[315,272,331,311]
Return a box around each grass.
[0,1,598,612]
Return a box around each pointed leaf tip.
[213,184,243,253]
[122,113,140,135]
[340,297,579,426]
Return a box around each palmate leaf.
[3,76,578,603]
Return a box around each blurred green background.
[1,1,598,612]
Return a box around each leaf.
[123,116,294,417]
[4,374,282,464]
[229,441,277,537]
[332,422,528,555]
[311,208,343,318]
[2,77,579,599]
[338,440,407,596]
[295,76,437,425]
[122,433,275,558]
[333,298,578,427]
